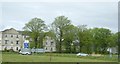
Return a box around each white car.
[19,51,31,55]
[76,53,89,56]
[19,48,32,55]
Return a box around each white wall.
[43,36,56,52]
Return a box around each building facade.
[0,28,56,52]
[0,32,2,51]
[107,47,118,54]
[0,28,24,52]
[43,36,56,52]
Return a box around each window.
[46,47,47,50]
[51,42,53,45]
[11,35,13,37]
[16,47,18,50]
[5,35,7,37]
[51,48,53,51]
[16,35,19,38]
[5,40,8,44]
[16,41,19,44]
[4,47,7,50]
[11,41,13,44]
[24,36,26,38]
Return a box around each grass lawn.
[2,52,118,62]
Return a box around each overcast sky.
[0,1,118,33]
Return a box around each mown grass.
[2,52,118,62]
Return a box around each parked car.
[76,53,89,56]
[19,48,31,55]
[19,51,31,55]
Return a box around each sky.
[0,0,118,33]
[1,0,119,2]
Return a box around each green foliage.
[22,16,118,54]
[23,17,46,48]
[52,16,71,53]
[89,28,115,54]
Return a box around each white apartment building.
[43,36,56,52]
[0,28,24,52]
[0,32,2,51]
[0,28,56,52]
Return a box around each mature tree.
[23,17,46,48]
[82,29,93,54]
[107,33,117,47]
[62,25,77,53]
[52,16,71,53]
[76,25,88,53]
[91,28,112,54]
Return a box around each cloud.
[1,2,118,33]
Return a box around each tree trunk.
[34,37,38,48]
[79,42,82,52]
[73,45,76,53]
[40,39,43,48]
[59,41,62,53]
[59,29,63,53]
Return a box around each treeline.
[23,16,118,54]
